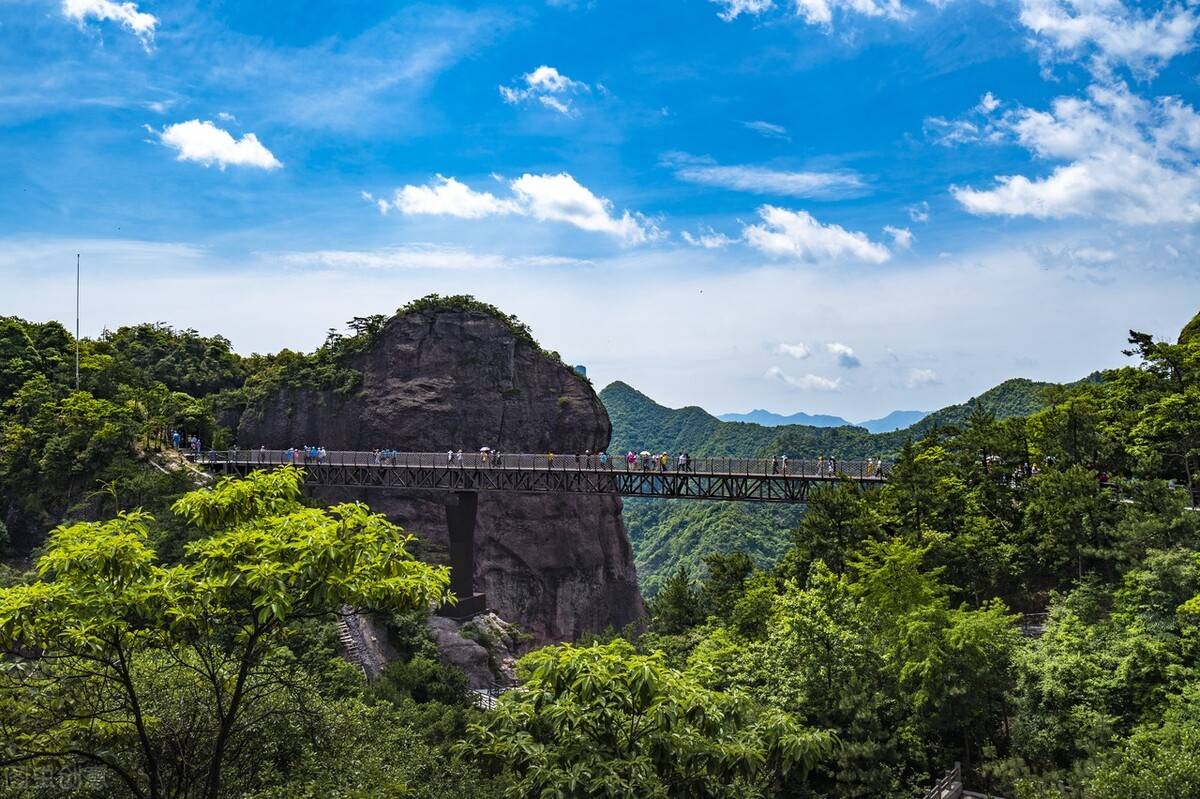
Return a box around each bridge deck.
[189,450,886,503]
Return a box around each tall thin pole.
[75,253,80,391]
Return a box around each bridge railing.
[184,449,890,480]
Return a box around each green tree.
[648,566,703,634]
[790,478,880,576]
[0,467,450,799]
[698,550,754,618]
[462,639,836,799]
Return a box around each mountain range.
[600,375,1065,595]
[717,408,929,433]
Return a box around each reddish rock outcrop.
[236,307,644,644]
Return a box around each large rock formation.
[236,306,644,644]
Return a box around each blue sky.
[1,0,1198,419]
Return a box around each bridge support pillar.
[437,491,487,619]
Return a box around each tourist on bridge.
[455,449,464,466]
[659,452,669,472]
[447,449,454,464]
[626,451,636,470]
[599,451,609,468]
[781,454,789,475]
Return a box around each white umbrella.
[479,446,492,452]
[640,451,651,457]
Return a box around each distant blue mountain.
[718,407,930,432]
[855,410,929,433]
[718,409,852,428]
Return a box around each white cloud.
[827,341,862,368]
[1019,0,1199,77]
[663,153,867,198]
[499,65,590,117]
[390,175,520,218]
[743,120,791,140]
[905,368,939,387]
[153,119,282,170]
[1070,246,1118,263]
[743,205,891,263]
[682,228,738,249]
[714,0,776,21]
[884,225,915,249]
[511,173,662,244]
[62,0,157,47]
[926,93,1004,146]
[216,111,237,123]
[907,201,930,223]
[713,0,915,27]
[777,342,812,359]
[378,173,660,244]
[953,83,1200,224]
[766,366,842,391]
[977,92,1001,114]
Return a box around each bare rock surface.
[428,613,523,688]
[237,307,645,644]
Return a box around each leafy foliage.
[461,639,837,799]
[0,468,450,799]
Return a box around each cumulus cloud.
[499,65,590,116]
[391,176,519,218]
[742,120,791,140]
[952,83,1200,224]
[662,153,867,199]
[1019,0,1198,77]
[884,225,915,249]
[511,173,662,243]
[62,0,157,47]
[742,206,891,263]
[766,366,842,391]
[827,341,862,368]
[777,342,812,359]
[376,173,660,244]
[152,120,281,170]
[712,0,915,28]
[905,368,939,387]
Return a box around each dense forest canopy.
[0,305,1198,798]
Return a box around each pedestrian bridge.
[188,449,887,618]
[189,449,885,502]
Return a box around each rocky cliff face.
[237,308,644,643]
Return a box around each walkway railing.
[184,449,890,481]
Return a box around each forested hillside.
[603,374,1065,593]
[1,306,1198,799]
